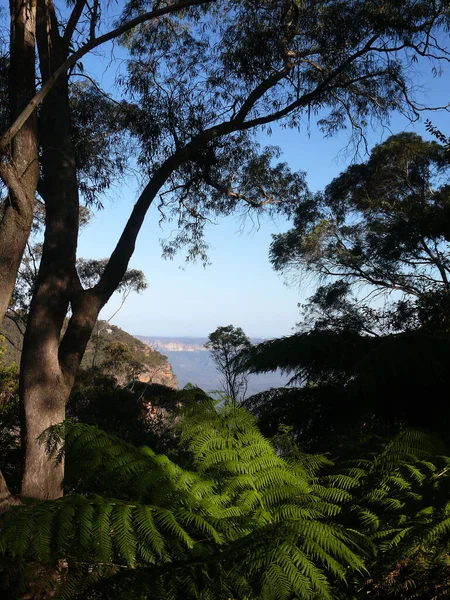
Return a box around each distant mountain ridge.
[136,335,289,396]
[140,338,210,353]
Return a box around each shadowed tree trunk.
[20,0,80,499]
[0,0,39,324]
[9,0,211,503]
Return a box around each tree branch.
[203,172,274,208]
[1,332,20,352]
[93,156,182,302]
[89,0,100,41]
[0,0,215,153]
[85,37,393,308]
[62,0,88,48]
[420,237,450,288]
[0,161,31,211]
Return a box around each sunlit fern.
[2,401,450,599]
[0,400,366,599]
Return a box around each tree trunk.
[20,372,66,499]
[20,1,78,500]
[0,0,39,325]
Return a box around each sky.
[76,35,450,339]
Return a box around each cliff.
[137,359,178,389]
[0,316,178,390]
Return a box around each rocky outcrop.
[137,337,208,353]
[138,354,178,389]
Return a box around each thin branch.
[0,329,22,352]
[240,68,389,132]
[106,289,131,322]
[203,172,273,208]
[70,72,123,106]
[420,237,450,288]
[5,311,26,338]
[0,0,215,153]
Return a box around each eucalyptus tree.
[271,133,450,329]
[244,134,450,449]
[0,0,449,506]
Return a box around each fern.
[2,401,450,599]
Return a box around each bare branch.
[5,311,26,338]
[70,72,123,106]
[0,328,22,351]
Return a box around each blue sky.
[77,49,449,338]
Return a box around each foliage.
[68,372,184,454]
[7,243,148,349]
[243,325,450,452]
[205,325,251,401]
[0,400,369,599]
[0,339,20,493]
[236,132,450,597]
[0,317,165,379]
[2,401,450,598]
[1,0,448,505]
[1,2,450,596]
[69,82,130,208]
[327,430,450,598]
[270,133,450,332]
[76,259,147,295]
[95,0,450,261]
[0,339,18,408]
[241,133,450,449]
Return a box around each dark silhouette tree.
[244,133,450,449]
[271,133,450,328]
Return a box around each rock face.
[141,338,209,353]
[138,354,178,389]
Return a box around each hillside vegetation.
[1,317,175,386]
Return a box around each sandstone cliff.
[138,350,178,389]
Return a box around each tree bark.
[0,1,39,325]
[20,0,78,500]
[17,0,208,501]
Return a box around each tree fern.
[2,401,450,599]
[0,400,369,598]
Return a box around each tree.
[0,0,448,508]
[5,247,148,354]
[206,325,251,401]
[271,133,450,326]
[244,133,450,449]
